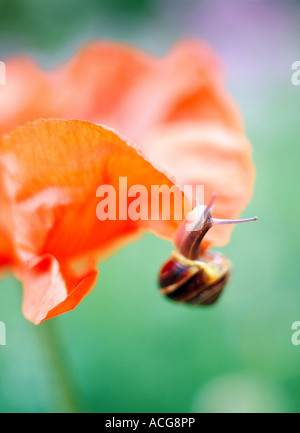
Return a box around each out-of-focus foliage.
[0,0,155,54]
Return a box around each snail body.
[158,194,257,306]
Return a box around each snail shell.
[159,250,230,306]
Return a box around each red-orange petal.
[0,39,242,139]
[112,39,244,141]
[49,41,155,126]
[0,42,155,136]
[0,39,255,250]
[161,39,244,131]
[138,121,255,248]
[0,57,53,137]
[0,119,189,323]
[18,254,98,325]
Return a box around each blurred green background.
[0,0,299,413]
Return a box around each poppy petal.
[50,41,154,126]
[0,39,254,251]
[0,39,242,139]
[0,233,13,268]
[18,254,98,325]
[113,39,244,141]
[0,42,154,136]
[0,57,53,136]
[138,121,255,247]
[0,119,188,322]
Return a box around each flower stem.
[40,319,83,413]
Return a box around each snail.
[159,194,257,306]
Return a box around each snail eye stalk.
[158,193,258,306]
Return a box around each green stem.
[40,319,83,413]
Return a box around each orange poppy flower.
[0,40,255,324]
[0,119,189,324]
